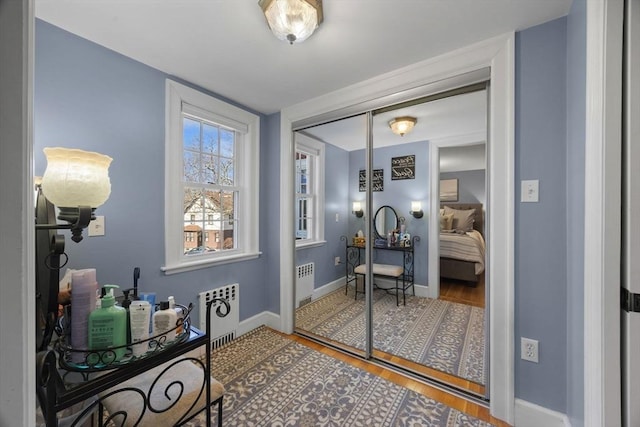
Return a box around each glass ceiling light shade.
[259,0,323,45]
[41,147,113,208]
[389,116,417,137]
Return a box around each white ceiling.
[440,143,486,173]
[35,0,572,115]
[301,89,487,151]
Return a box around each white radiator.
[296,262,314,307]
[198,283,239,348]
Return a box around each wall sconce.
[39,147,113,241]
[258,0,323,45]
[409,201,423,218]
[389,116,417,137]
[35,147,112,351]
[352,201,364,218]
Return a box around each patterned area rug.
[296,288,485,384]
[189,327,493,427]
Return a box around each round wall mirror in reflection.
[373,205,399,239]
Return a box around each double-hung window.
[295,133,325,248]
[163,80,260,274]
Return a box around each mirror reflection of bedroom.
[293,87,488,398]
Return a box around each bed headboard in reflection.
[440,203,484,235]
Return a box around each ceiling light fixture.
[389,116,417,137]
[258,0,323,45]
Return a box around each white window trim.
[295,132,325,249]
[162,79,260,275]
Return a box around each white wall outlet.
[521,337,539,363]
[88,215,105,237]
[336,213,339,222]
[334,256,341,266]
[521,179,539,202]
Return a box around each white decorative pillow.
[439,213,454,231]
[439,208,445,216]
[443,206,475,232]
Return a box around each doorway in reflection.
[293,87,488,398]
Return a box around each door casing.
[279,34,515,423]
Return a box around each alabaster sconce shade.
[41,147,113,208]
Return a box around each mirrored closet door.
[293,113,368,356]
[293,83,490,398]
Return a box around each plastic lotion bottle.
[88,285,127,364]
[129,300,151,357]
[168,296,184,335]
[153,301,177,344]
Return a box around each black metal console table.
[36,298,229,427]
[341,235,420,305]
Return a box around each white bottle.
[168,296,184,335]
[129,300,151,357]
[152,301,177,343]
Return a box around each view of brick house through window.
[182,114,237,256]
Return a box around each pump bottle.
[153,300,177,343]
[88,284,127,363]
[168,296,184,335]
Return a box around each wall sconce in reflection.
[352,202,364,218]
[409,201,423,218]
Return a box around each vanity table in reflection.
[341,235,419,306]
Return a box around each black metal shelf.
[36,298,230,427]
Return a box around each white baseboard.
[515,399,571,427]
[238,310,281,335]
[414,284,429,297]
[312,276,345,299]
[329,275,429,298]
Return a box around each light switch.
[336,213,339,222]
[521,180,539,203]
[88,215,105,236]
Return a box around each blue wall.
[263,112,282,313]
[515,17,568,411]
[349,141,429,286]
[34,20,280,327]
[565,0,586,424]
[440,170,486,205]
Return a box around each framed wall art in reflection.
[440,178,458,202]
[359,169,384,192]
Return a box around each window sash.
[294,133,324,247]
[163,79,260,274]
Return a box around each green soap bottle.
[88,284,127,364]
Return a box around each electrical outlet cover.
[521,337,539,363]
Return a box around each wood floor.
[287,331,510,427]
[439,274,486,308]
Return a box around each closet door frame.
[279,34,515,424]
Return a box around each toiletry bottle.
[129,300,151,357]
[152,301,177,344]
[88,284,127,363]
[168,296,184,335]
[121,288,134,345]
[70,269,98,362]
